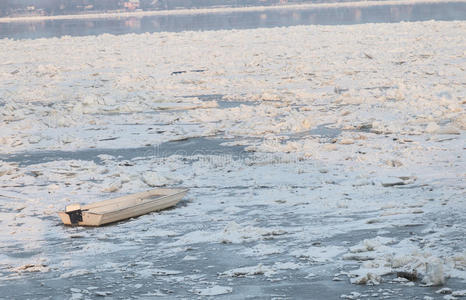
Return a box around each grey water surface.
[1,1,465,39]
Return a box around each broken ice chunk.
[141,171,181,187]
[424,257,445,286]
[192,285,233,296]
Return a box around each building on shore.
[124,0,140,11]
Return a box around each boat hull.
[58,188,188,226]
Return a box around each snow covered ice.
[0,7,465,299]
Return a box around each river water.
[1,1,465,39]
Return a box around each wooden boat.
[58,188,188,226]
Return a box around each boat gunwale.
[83,188,188,216]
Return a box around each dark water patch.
[181,94,257,108]
[288,124,342,142]
[170,69,206,75]
[4,249,42,259]
[306,125,341,139]
[325,223,427,247]
[219,100,251,108]
[1,2,465,39]
[181,94,224,101]
[0,137,247,166]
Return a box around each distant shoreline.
[0,0,462,23]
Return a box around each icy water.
[0,137,248,167]
[2,207,465,299]
[1,3,465,300]
[0,1,464,39]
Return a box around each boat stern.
[58,211,72,225]
[58,211,103,226]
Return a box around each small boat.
[58,188,188,226]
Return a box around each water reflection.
[1,2,465,39]
[124,17,141,29]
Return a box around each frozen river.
[0,1,465,299]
